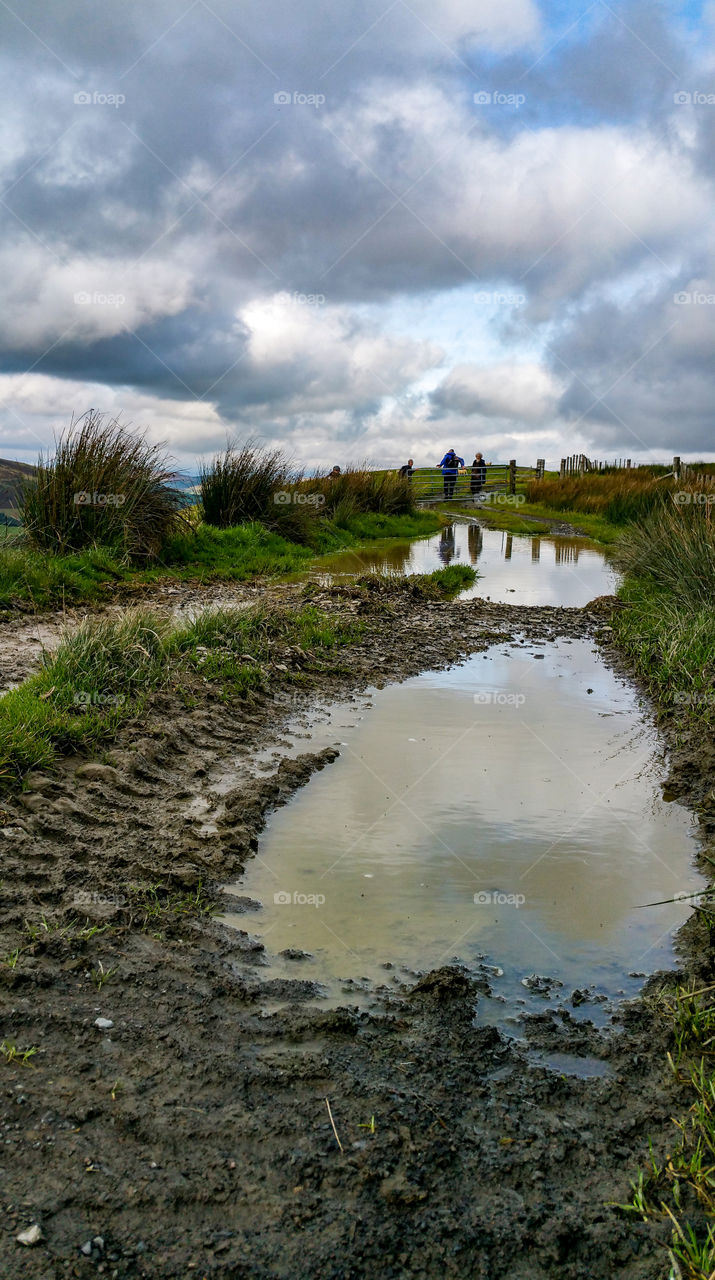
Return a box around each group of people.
[398,450,488,502]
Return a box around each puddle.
[528,1052,611,1079]
[314,522,618,606]
[223,637,703,1024]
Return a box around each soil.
[1,582,713,1279]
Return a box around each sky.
[0,0,713,472]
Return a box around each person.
[470,452,487,503]
[398,458,414,479]
[327,465,341,479]
[437,447,464,500]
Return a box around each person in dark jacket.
[470,452,487,502]
[398,458,414,479]
[437,448,464,500]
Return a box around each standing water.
[315,521,618,606]
[224,531,701,1020]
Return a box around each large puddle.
[224,634,702,1024]
[314,522,618,606]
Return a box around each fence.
[411,460,543,504]
[557,454,715,485]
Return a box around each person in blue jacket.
[437,448,464,500]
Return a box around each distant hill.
[0,457,35,513]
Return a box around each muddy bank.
[0,586,710,1279]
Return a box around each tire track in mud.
[0,589,697,1279]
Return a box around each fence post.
[508,459,516,494]
[559,458,565,478]
[673,455,681,480]
[536,457,545,479]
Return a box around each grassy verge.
[618,981,715,1279]
[0,512,443,612]
[0,602,364,788]
[0,562,465,789]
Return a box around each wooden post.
[508,459,516,494]
[559,458,566,478]
[673,455,681,480]
[626,459,631,468]
[536,458,545,479]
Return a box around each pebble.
[94,1017,114,1030]
[17,1224,43,1246]
[75,764,121,784]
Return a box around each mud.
[1,585,713,1279]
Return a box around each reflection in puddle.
[314,523,618,607]
[223,639,702,1023]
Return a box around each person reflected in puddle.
[468,522,483,564]
[439,524,456,564]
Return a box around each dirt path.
[0,587,709,1279]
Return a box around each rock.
[280,947,312,961]
[94,1017,114,1030]
[75,763,122,785]
[19,794,48,813]
[17,1224,43,1246]
[24,774,54,791]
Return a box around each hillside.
[0,456,35,513]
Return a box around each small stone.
[17,1224,43,1246]
[80,1241,93,1256]
[75,764,121,785]
[94,1017,113,1030]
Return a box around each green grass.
[0,513,442,612]
[618,981,715,1280]
[0,601,364,788]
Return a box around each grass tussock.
[21,411,184,558]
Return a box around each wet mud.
[1,584,712,1279]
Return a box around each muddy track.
[0,588,711,1279]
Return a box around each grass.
[618,982,715,1279]
[21,411,184,557]
[0,512,443,612]
[0,600,364,788]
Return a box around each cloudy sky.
[0,0,713,471]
